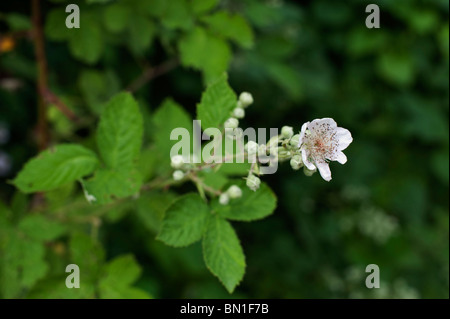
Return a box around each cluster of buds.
[224,92,254,130]
[170,154,199,181]
[219,184,243,205]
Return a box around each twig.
[31,0,49,150]
[31,0,79,135]
[42,89,78,122]
[126,58,179,93]
[188,174,222,196]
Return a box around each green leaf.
[81,168,142,205]
[13,144,99,193]
[103,3,131,33]
[27,276,96,299]
[78,69,120,115]
[196,73,237,130]
[69,232,105,283]
[190,0,218,15]
[101,255,141,287]
[18,215,66,241]
[202,11,254,48]
[157,194,209,247]
[179,27,231,83]
[0,230,48,298]
[5,13,31,31]
[128,16,156,55]
[68,17,104,64]
[136,191,177,233]
[377,52,415,87]
[98,254,151,299]
[202,215,245,293]
[152,98,193,174]
[97,92,143,170]
[45,9,70,41]
[161,0,194,30]
[214,181,277,221]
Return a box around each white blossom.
[298,118,352,182]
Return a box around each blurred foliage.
[0,0,449,298]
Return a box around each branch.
[126,58,179,93]
[31,0,79,138]
[31,0,49,150]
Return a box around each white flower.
[238,92,253,107]
[298,118,352,182]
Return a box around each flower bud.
[239,92,253,108]
[219,193,230,205]
[227,185,242,199]
[281,126,294,139]
[290,155,303,170]
[303,165,316,176]
[224,117,239,129]
[232,107,245,119]
[172,170,185,181]
[245,140,258,155]
[246,174,261,191]
[170,155,184,169]
[289,134,300,148]
[258,144,266,157]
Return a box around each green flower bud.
[172,170,184,181]
[281,126,294,139]
[227,185,242,199]
[232,107,245,119]
[170,155,184,169]
[219,193,230,205]
[245,140,258,155]
[290,155,303,170]
[303,165,316,176]
[258,144,266,157]
[239,92,253,108]
[224,117,239,129]
[246,174,261,191]
[289,134,301,148]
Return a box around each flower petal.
[316,161,332,182]
[301,149,316,170]
[336,127,353,151]
[298,122,309,147]
[335,151,347,164]
[318,117,338,128]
